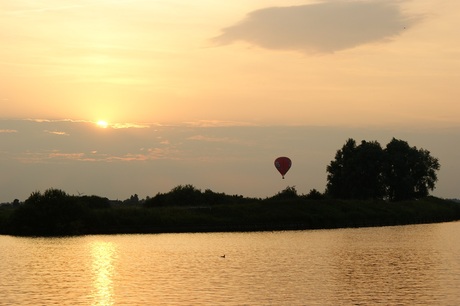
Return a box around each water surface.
[1,222,460,305]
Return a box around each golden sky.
[1,1,459,202]
[1,0,459,126]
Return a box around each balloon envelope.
[274,157,291,179]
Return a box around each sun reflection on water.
[90,241,117,306]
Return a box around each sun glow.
[97,120,109,128]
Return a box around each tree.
[144,185,203,207]
[326,138,357,199]
[326,139,384,199]
[352,140,385,199]
[305,189,324,200]
[169,185,202,206]
[123,194,139,205]
[10,188,86,235]
[383,138,440,201]
[78,195,110,209]
[269,186,299,200]
[326,138,440,201]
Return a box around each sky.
[1,0,459,202]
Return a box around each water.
[1,222,460,305]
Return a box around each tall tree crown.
[326,138,440,201]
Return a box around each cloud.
[14,151,95,163]
[45,130,70,136]
[27,118,88,124]
[48,152,88,160]
[14,149,175,163]
[183,120,257,127]
[110,122,150,129]
[26,118,152,129]
[0,129,17,133]
[213,1,418,53]
[188,135,241,144]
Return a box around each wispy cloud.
[14,146,180,164]
[15,151,94,163]
[48,152,88,160]
[45,130,69,136]
[183,120,258,127]
[25,118,152,129]
[110,122,151,129]
[0,129,17,133]
[188,135,241,144]
[103,147,181,162]
[213,1,420,53]
[27,118,87,124]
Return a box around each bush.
[8,189,111,236]
[305,189,325,200]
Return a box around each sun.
[96,120,109,128]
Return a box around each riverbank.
[1,196,460,236]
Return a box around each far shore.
[1,196,460,237]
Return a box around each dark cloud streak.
[213,1,419,53]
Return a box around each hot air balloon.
[274,157,291,179]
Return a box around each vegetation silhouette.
[0,138,455,237]
[5,189,110,236]
[144,184,255,208]
[1,186,459,237]
[326,138,440,201]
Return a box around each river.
[1,221,460,305]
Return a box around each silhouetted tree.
[326,138,440,201]
[352,140,385,199]
[78,195,110,209]
[326,139,384,199]
[269,186,299,200]
[123,194,140,205]
[169,185,202,206]
[144,186,258,207]
[10,189,86,235]
[144,185,203,207]
[202,189,232,205]
[305,189,325,200]
[144,192,168,207]
[326,138,357,199]
[383,138,440,201]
